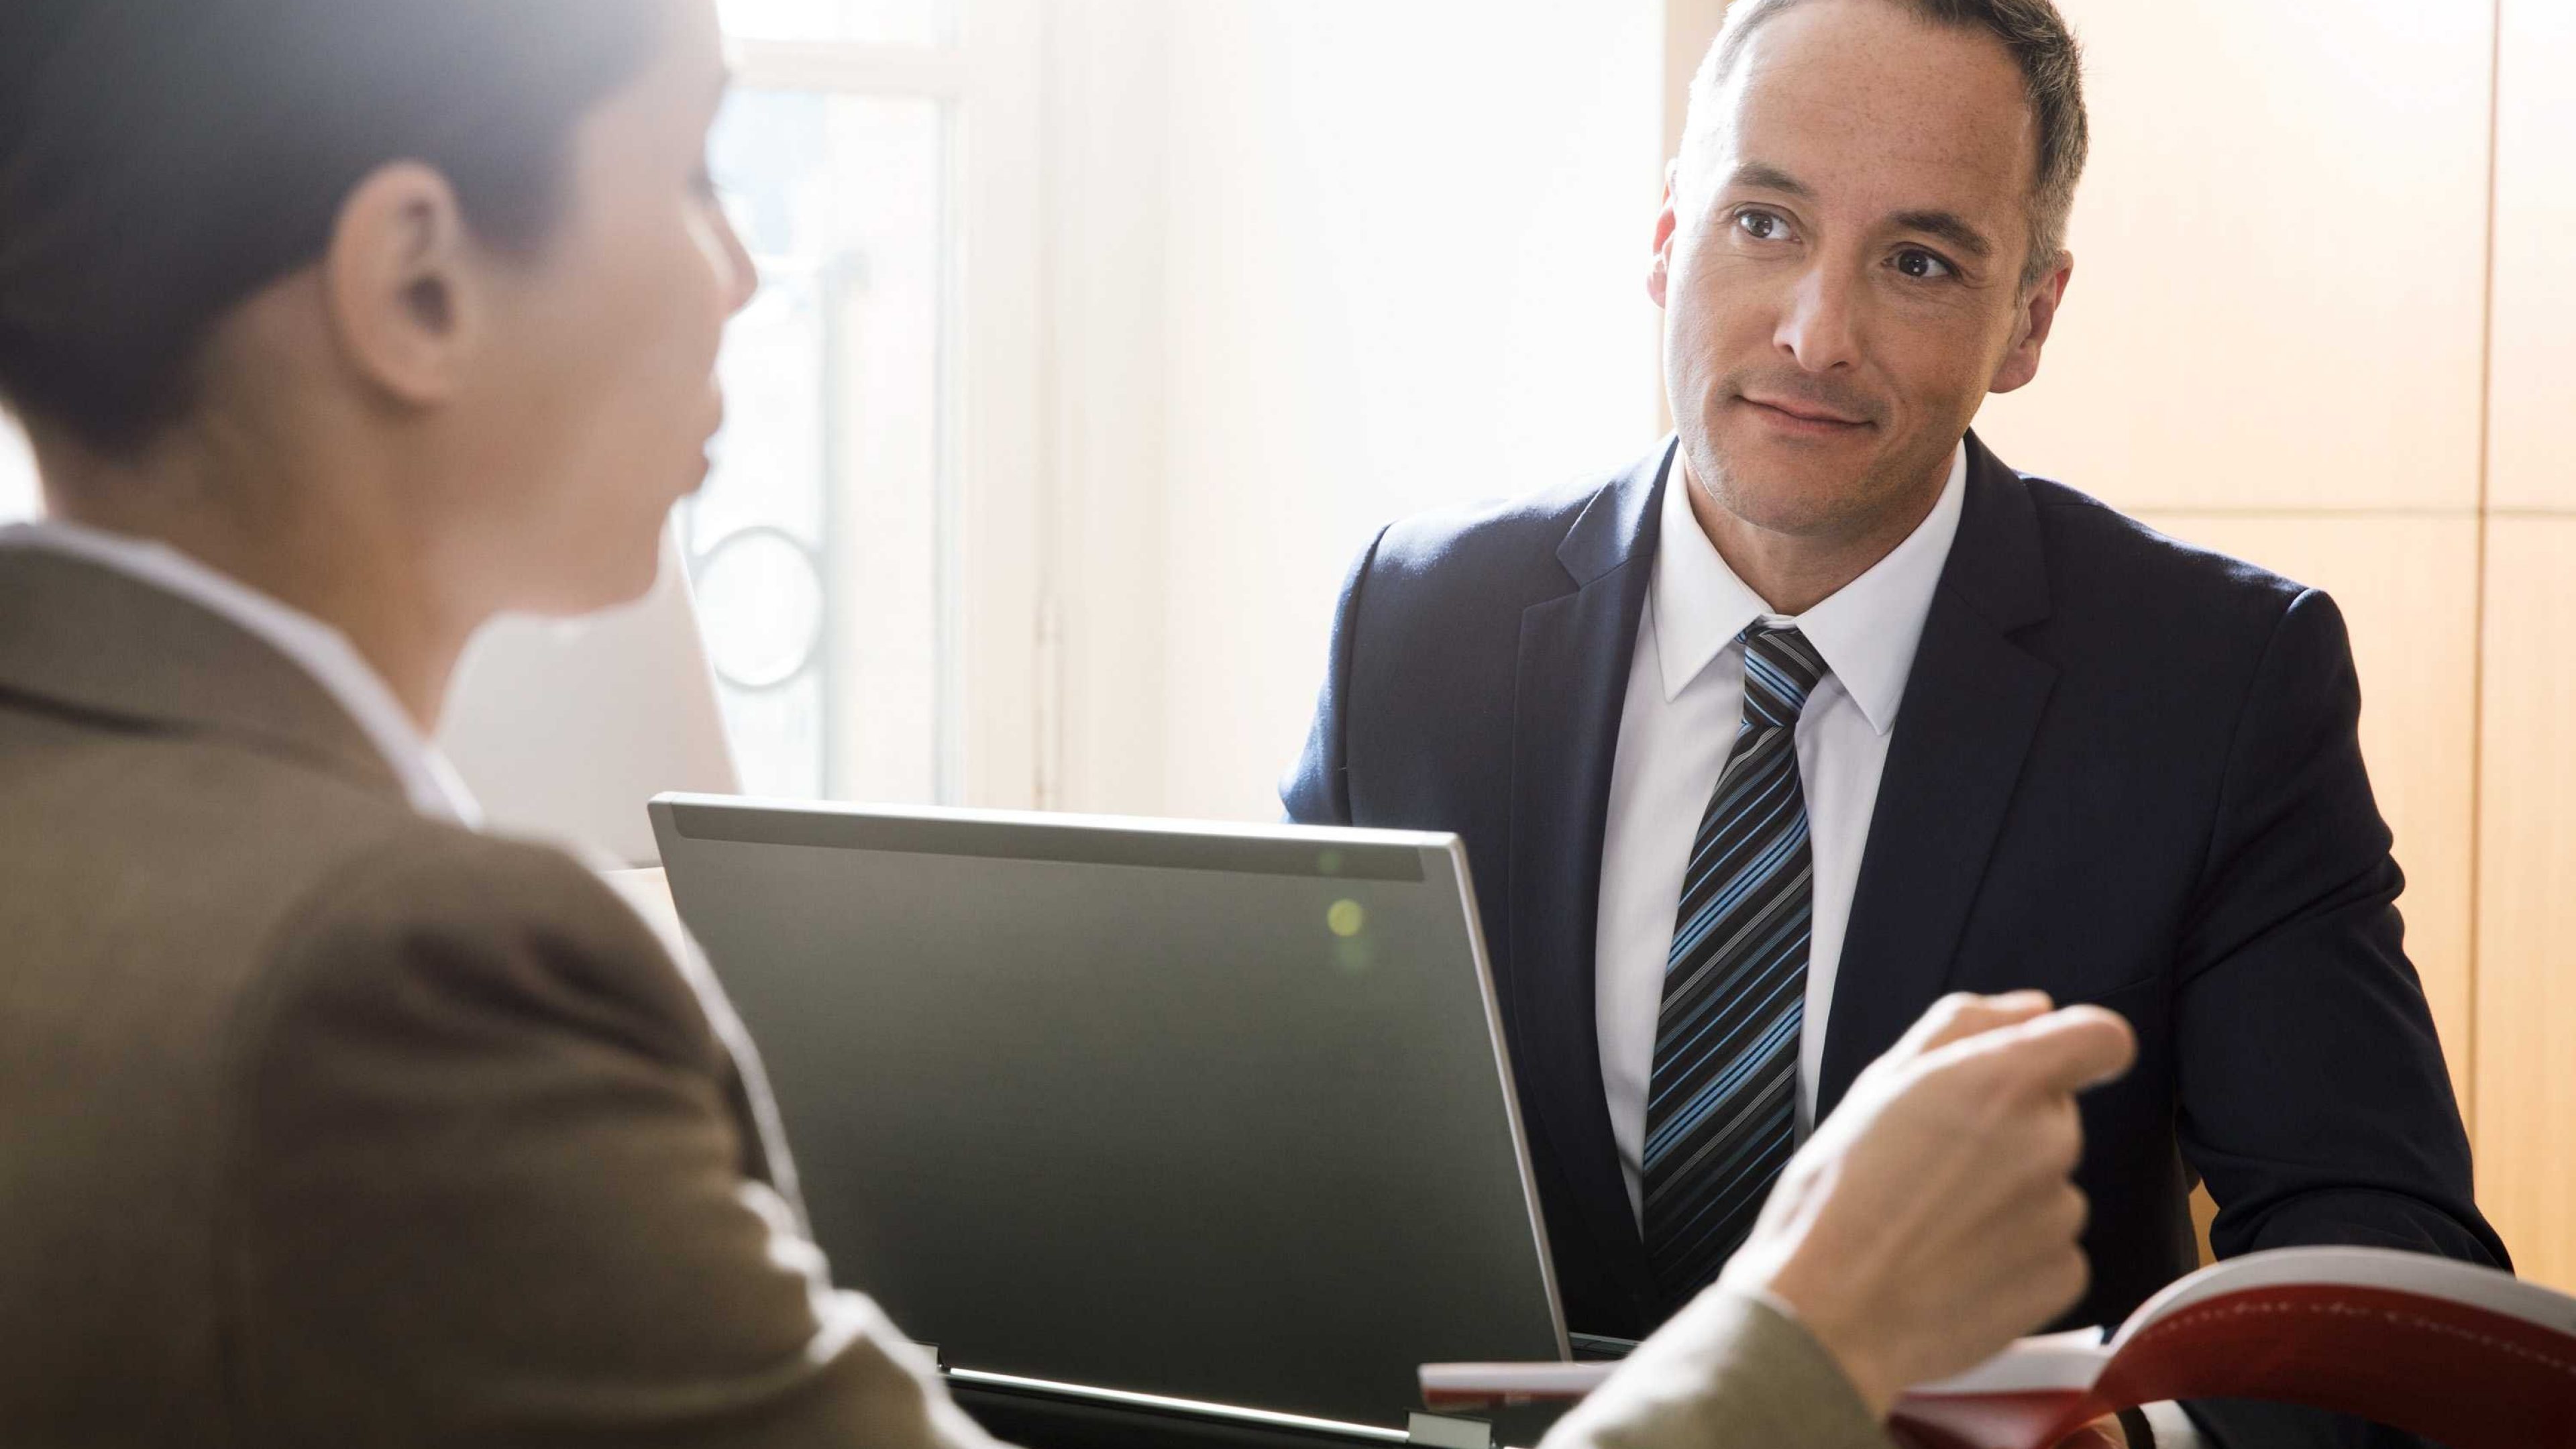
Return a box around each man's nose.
[1774,264,1863,373]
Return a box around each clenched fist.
[1719,991,2139,1417]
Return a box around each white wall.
[1048,0,1668,820]
[0,417,37,523]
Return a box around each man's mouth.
[1737,392,1871,428]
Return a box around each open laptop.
[651,796,1569,1434]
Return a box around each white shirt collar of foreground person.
[1597,440,1968,1217]
[0,518,482,826]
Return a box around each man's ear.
[1989,252,2073,396]
[1648,159,1682,309]
[321,162,486,409]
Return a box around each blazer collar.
[1817,432,2059,1112]
[0,547,406,802]
[1555,437,1674,590]
[1501,436,1677,1328]
[1945,429,2053,633]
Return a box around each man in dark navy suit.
[1285,1,2504,1444]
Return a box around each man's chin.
[1695,435,1885,533]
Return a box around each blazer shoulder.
[2020,473,2315,632]
[245,826,710,1065]
[1362,466,1623,600]
[215,826,995,1449]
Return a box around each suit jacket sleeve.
[1539,1292,1888,1449]
[1283,527,1389,826]
[2170,588,2508,1448]
[219,834,1002,1449]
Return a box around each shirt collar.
[1651,442,1968,735]
[0,519,482,826]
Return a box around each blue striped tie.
[1642,623,1827,1313]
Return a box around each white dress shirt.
[0,519,480,825]
[1596,443,1966,1222]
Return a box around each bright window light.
[692,11,957,803]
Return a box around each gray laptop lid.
[651,796,1566,1428]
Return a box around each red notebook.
[1419,1247,2576,1449]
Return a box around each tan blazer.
[0,547,1884,1449]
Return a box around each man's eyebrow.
[1727,161,1810,197]
[1890,209,1995,261]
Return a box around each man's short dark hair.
[0,1,665,459]
[1691,0,2089,288]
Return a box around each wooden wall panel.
[2475,519,2576,1292]
[1974,0,2492,514]
[2138,514,2481,1108]
[2488,0,2576,512]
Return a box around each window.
[694,0,1038,804]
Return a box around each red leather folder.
[1421,1247,2576,1449]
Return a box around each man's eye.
[1736,209,1790,242]
[1894,248,1955,280]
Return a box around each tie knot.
[1739,625,1825,731]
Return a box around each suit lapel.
[1507,439,1670,1318]
[1819,434,2058,1114]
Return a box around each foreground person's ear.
[322,162,487,409]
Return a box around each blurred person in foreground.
[0,2,2131,1446]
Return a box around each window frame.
[726,0,1047,809]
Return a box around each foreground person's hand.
[1539,991,2137,1449]
[1720,991,2139,1416]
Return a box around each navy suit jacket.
[1285,434,2506,1444]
